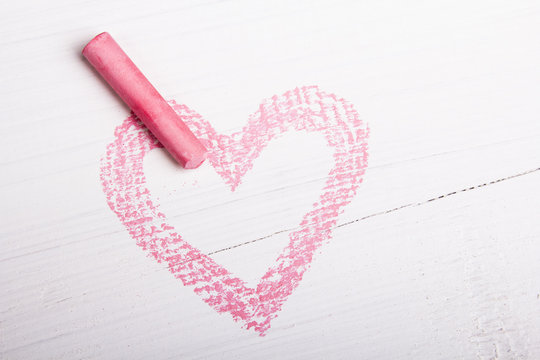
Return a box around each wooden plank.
[3,165,539,359]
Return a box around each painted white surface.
[1,0,540,358]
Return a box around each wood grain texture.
[1,0,540,358]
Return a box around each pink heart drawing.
[100,86,369,335]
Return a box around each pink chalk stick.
[83,32,207,169]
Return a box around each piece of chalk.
[83,32,207,169]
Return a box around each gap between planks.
[206,166,540,257]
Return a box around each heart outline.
[101,86,369,335]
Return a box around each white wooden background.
[2,0,540,358]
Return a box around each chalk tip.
[183,152,208,169]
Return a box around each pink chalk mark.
[100,86,369,335]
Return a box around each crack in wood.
[207,167,540,256]
[336,167,540,228]
[206,227,295,256]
